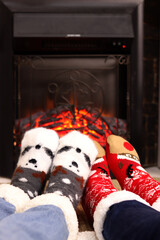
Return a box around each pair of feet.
[10,127,98,210]
[1,129,160,240]
[83,134,160,223]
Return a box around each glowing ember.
[15,107,127,149]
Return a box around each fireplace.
[0,0,144,177]
[14,55,128,141]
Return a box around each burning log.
[14,106,127,149]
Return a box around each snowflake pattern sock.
[11,127,59,198]
[45,130,98,209]
[82,155,117,224]
[106,134,160,208]
[82,142,151,240]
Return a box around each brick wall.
[143,0,159,166]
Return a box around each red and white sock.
[82,155,117,223]
[106,134,160,209]
[82,152,149,240]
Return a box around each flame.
[15,107,113,148]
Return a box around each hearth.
[0,0,144,177]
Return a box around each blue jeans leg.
[0,205,69,240]
[103,200,160,240]
[0,198,16,221]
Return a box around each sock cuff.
[152,197,160,211]
[57,131,98,163]
[21,193,79,240]
[21,127,59,152]
[93,190,149,240]
[77,231,98,240]
[0,184,30,211]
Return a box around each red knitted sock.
[82,155,117,223]
[106,134,160,206]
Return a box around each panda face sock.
[11,127,59,199]
[45,130,98,209]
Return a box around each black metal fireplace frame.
[0,0,144,177]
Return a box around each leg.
[0,198,16,221]
[82,154,149,240]
[0,205,69,240]
[19,131,98,240]
[0,127,59,213]
[11,127,59,198]
[106,134,160,210]
[103,200,160,240]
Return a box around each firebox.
[0,0,144,177]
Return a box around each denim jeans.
[0,198,69,240]
[0,198,16,221]
[1,198,160,240]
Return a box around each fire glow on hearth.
[15,106,127,149]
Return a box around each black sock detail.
[57,146,72,154]
[76,148,81,153]
[35,144,41,149]
[84,154,91,167]
[29,159,37,164]
[44,147,54,160]
[21,146,32,156]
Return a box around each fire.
[15,107,112,149]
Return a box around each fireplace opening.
[13,55,129,163]
[0,0,144,177]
